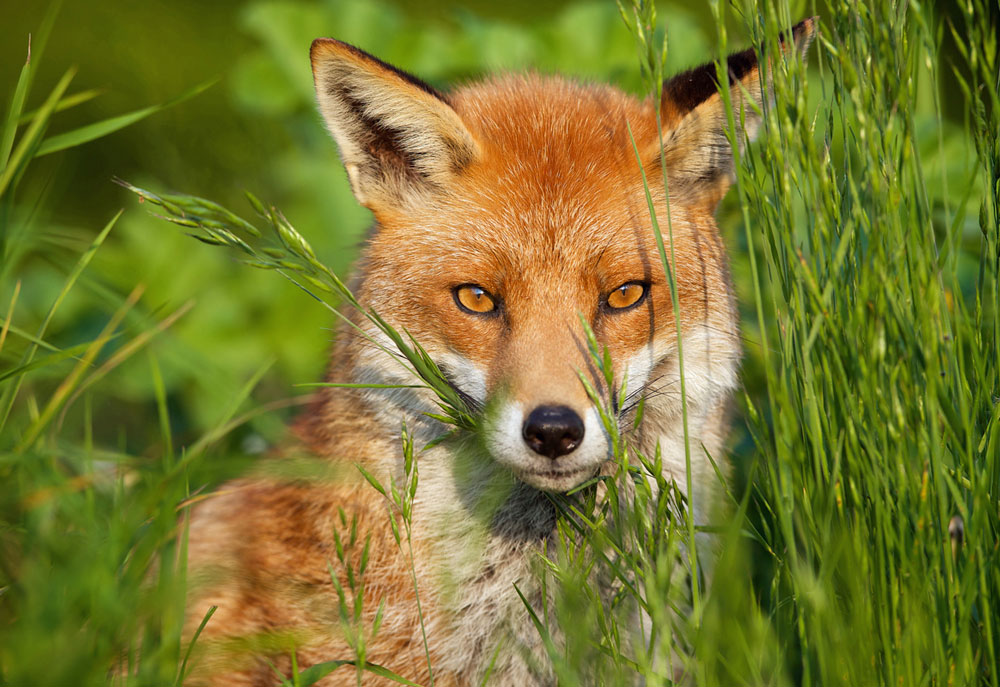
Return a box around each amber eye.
[454,284,497,315]
[606,282,647,311]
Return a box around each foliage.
[697,0,999,683]
[1,0,998,685]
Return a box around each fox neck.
[316,388,561,682]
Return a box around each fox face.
[310,23,815,493]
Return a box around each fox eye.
[605,282,647,311]
[454,284,497,315]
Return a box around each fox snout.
[476,322,613,491]
[485,392,609,493]
[521,404,585,459]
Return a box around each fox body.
[186,20,815,686]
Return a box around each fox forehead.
[368,75,683,286]
[451,74,659,188]
[442,75,664,236]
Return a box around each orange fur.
[184,19,816,686]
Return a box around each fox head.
[310,21,815,493]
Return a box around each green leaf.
[176,605,217,686]
[35,78,217,156]
[0,0,62,169]
[17,88,104,125]
[0,67,75,199]
[293,660,421,687]
[355,463,387,497]
[356,662,422,686]
[0,209,119,433]
[0,39,32,171]
[0,323,63,353]
[0,339,102,383]
[292,659,353,686]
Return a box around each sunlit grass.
[1,0,997,685]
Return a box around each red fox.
[185,18,815,686]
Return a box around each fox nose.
[522,405,585,459]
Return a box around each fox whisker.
[446,380,484,414]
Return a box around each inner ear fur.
[651,18,817,209]
[310,38,480,211]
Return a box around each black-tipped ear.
[651,18,817,208]
[310,39,480,212]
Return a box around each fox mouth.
[517,466,594,481]
[512,463,603,493]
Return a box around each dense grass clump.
[694,0,999,683]
[1,0,997,685]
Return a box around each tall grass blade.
[16,88,104,125]
[176,605,217,686]
[0,0,61,169]
[0,209,119,433]
[36,79,216,156]
[0,39,33,172]
[0,66,75,199]
[14,283,143,452]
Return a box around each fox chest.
[408,467,560,685]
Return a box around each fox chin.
[182,18,816,687]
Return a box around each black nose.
[522,405,585,459]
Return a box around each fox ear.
[652,18,817,209]
[310,39,479,211]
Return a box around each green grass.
[1,0,998,685]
